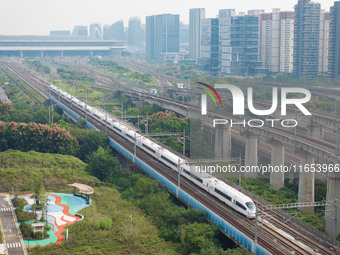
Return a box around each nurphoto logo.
[199,82,312,128]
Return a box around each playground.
[14,192,90,247]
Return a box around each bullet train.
[50,85,256,218]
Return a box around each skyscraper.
[146,14,180,60]
[328,1,340,78]
[259,9,294,73]
[279,12,295,73]
[189,8,205,60]
[219,9,236,75]
[230,15,262,75]
[128,17,143,46]
[200,18,219,76]
[319,11,330,73]
[293,0,321,78]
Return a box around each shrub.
[0,122,78,155]
[93,216,112,230]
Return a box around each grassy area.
[0,150,99,191]
[89,59,158,86]
[0,149,179,254]
[31,186,178,255]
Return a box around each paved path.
[0,194,25,255]
[0,87,9,103]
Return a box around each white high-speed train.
[50,85,256,218]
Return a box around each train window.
[215,189,231,201]
[126,134,135,140]
[183,169,191,175]
[246,202,255,210]
[143,144,156,153]
[236,201,247,211]
[194,177,203,183]
[113,126,122,132]
[161,155,177,167]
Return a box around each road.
[0,194,25,255]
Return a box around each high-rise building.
[293,0,321,78]
[72,26,88,37]
[103,21,125,41]
[219,9,236,75]
[128,17,143,46]
[260,9,280,73]
[319,11,330,73]
[259,9,294,73]
[279,11,295,73]
[328,1,340,78]
[189,8,206,60]
[199,18,219,76]
[229,15,262,75]
[146,14,180,60]
[90,23,103,40]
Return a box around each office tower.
[219,9,236,75]
[200,18,219,76]
[328,1,340,78]
[103,21,125,41]
[230,15,262,75]
[128,17,143,46]
[260,9,294,73]
[90,23,103,40]
[72,26,88,37]
[319,10,330,73]
[293,0,321,78]
[189,8,206,60]
[146,14,180,60]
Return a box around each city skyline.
[0,0,334,35]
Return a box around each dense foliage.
[0,122,78,155]
[66,123,109,161]
[86,147,125,182]
[120,174,229,255]
[0,102,61,124]
[0,102,13,116]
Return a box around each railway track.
[0,66,43,104]
[55,93,315,254]
[54,90,339,254]
[3,60,339,253]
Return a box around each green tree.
[20,222,33,239]
[86,147,124,182]
[127,108,140,116]
[179,222,219,254]
[68,127,108,161]
[140,104,162,115]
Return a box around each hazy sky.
[0,0,335,35]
